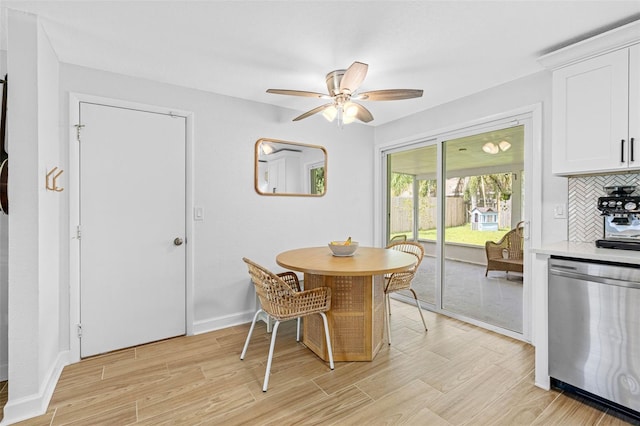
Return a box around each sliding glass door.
[442,125,524,332]
[386,143,437,305]
[384,119,527,334]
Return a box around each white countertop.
[532,241,640,265]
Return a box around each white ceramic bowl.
[328,241,359,256]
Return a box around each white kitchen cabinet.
[551,45,639,175]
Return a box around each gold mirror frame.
[254,138,327,196]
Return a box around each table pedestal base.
[302,273,385,362]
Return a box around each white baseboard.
[1,350,70,426]
[192,310,255,335]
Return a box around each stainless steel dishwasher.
[549,257,640,415]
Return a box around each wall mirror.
[255,138,327,196]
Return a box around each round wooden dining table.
[276,246,417,362]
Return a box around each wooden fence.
[390,196,467,233]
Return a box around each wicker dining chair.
[240,257,334,392]
[275,270,303,341]
[389,234,407,244]
[384,241,428,344]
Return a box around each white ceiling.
[2,1,640,126]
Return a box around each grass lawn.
[392,224,509,246]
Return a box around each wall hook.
[46,167,64,192]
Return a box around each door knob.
[174,237,184,246]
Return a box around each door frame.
[374,103,542,343]
[68,93,195,362]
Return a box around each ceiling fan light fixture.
[261,142,275,155]
[322,105,338,122]
[344,102,359,118]
[482,142,499,154]
[343,114,356,125]
[499,140,511,151]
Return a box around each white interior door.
[79,102,186,358]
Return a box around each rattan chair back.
[276,271,302,292]
[381,242,428,343]
[385,241,424,269]
[389,234,407,243]
[243,258,331,322]
[384,241,424,293]
[385,269,419,293]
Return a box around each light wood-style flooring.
[0,380,7,421]
[10,301,639,425]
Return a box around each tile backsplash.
[568,173,640,242]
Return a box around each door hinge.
[76,225,82,240]
[74,124,85,142]
[77,324,82,338]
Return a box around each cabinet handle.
[621,139,626,163]
[632,138,635,162]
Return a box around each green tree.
[311,167,325,195]
[419,179,437,197]
[485,173,512,200]
[391,173,437,198]
[390,173,414,196]
[463,174,512,206]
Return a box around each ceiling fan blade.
[267,89,330,99]
[292,103,334,121]
[351,102,374,123]
[339,61,368,94]
[354,89,423,101]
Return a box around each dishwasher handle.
[549,267,640,290]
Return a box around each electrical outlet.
[554,204,567,219]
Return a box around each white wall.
[3,10,65,424]
[0,48,8,382]
[36,15,62,387]
[58,64,376,333]
[375,71,568,246]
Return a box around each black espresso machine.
[596,186,640,250]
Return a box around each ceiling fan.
[266,61,423,124]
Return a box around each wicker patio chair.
[484,221,524,276]
[240,257,334,391]
[384,241,428,344]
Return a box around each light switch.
[194,206,204,221]
[553,204,567,219]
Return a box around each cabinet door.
[552,48,629,175]
[630,45,640,155]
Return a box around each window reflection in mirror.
[255,138,327,196]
